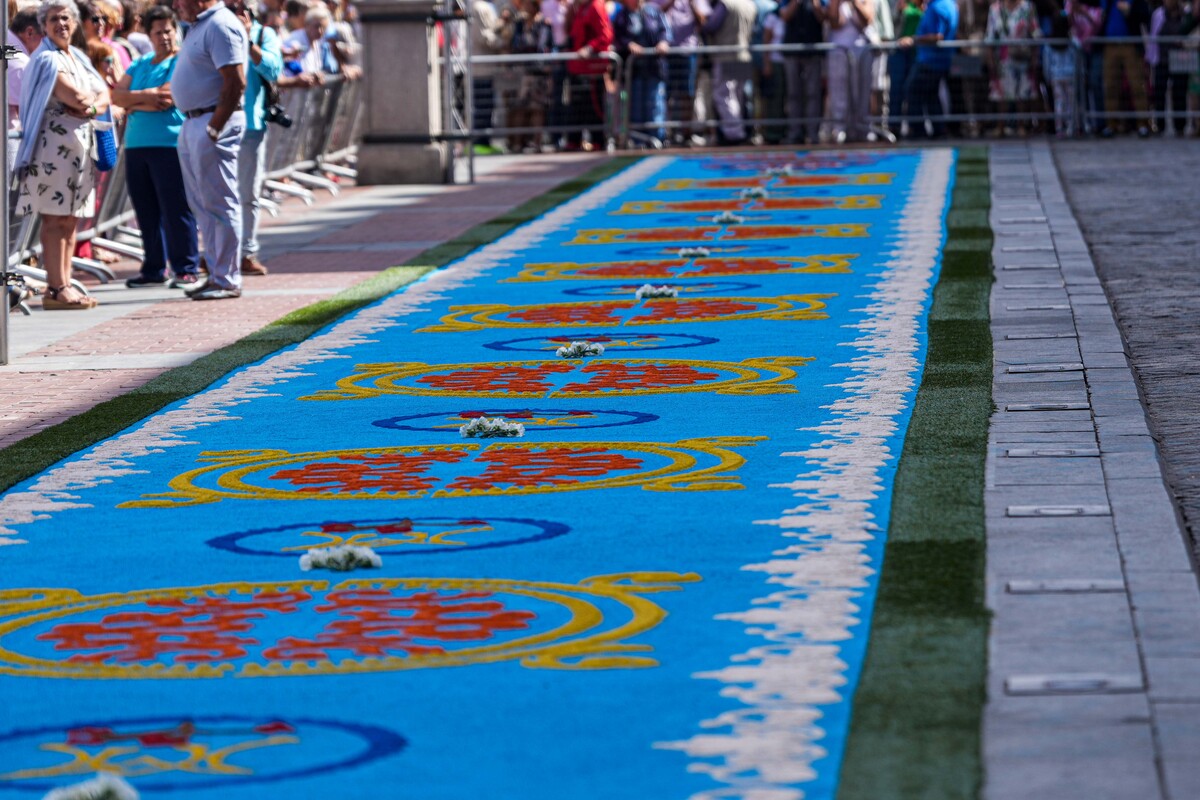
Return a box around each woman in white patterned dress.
[14,0,111,310]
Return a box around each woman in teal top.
[112,5,200,288]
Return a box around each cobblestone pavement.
[0,154,602,450]
[1053,139,1200,555]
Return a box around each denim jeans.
[629,73,667,141]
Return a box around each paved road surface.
[1055,139,1200,557]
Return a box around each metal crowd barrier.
[465,35,1200,150]
[5,74,365,310]
[463,50,624,152]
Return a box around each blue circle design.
[560,281,761,298]
[207,517,570,558]
[0,715,405,792]
[374,409,659,433]
[483,331,719,353]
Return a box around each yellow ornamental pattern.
[503,255,856,283]
[415,294,835,333]
[0,735,300,781]
[299,357,815,401]
[118,437,766,508]
[564,224,869,246]
[0,573,701,679]
[650,173,896,191]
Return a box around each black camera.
[265,100,293,128]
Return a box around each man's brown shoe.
[241,256,268,276]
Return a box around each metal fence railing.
[5,76,365,315]
[462,35,1200,150]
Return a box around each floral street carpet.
[0,149,954,800]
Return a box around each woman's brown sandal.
[43,286,98,311]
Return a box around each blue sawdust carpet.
[0,148,955,800]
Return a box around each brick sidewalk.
[0,153,604,450]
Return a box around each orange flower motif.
[448,446,643,491]
[38,592,311,664]
[418,363,574,394]
[505,301,630,326]
[271,451,470,494]
[633,298,761,323]
[263,590,535,660]
[562,363,720,393]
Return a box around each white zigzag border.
[655,149,955,799]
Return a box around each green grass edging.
[0,156,640,493]
[838,147,993,800]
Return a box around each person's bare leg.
[40,214,90,305]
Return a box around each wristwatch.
[206,123,220,141]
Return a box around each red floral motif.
[654,200,743,212]
[690,258,799,276]
[777,175,868,187]
[560,362,720,393]
[271,450,469,494]
[720,225,820,241]
[417,363,573,394]
[448,446,643,491]
[632,298,760,323]
[262,589,535,660]
[684,178,761,188]
[574,261,684,279]
[571,227,720,245]
[321,519,414,535]
[37,592,310,664]
[756,198,838,211]
[505,301,630,326]
[611,227,719,243]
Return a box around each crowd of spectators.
[6,0,361,309]
[465,0,1200,149]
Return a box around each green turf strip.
[0,156,640,493]
[837,147,993,800]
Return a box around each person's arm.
[852,0,874,27]
[827,0,843,27]
[762,16,776,74]
[899,6,946,45]
[479,2,508,50]
[652,6,672,49]
[52,69,109,116]
[277,70,321,87]
[208,62,246,137]
[250,25,284,82]
[579,3,613,53]
[612,7,633,53]
[111,67,174,111]
[699,0,727,34]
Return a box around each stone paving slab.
[984,142,1200,800]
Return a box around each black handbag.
[258,27,293,128]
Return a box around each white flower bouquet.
[459,416,526,438]
[635,284,679,300]
[299,545,383,572]
[555,341,606,358]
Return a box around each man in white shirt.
[172,0,249,300]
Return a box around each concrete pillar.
[356,0,449,184]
